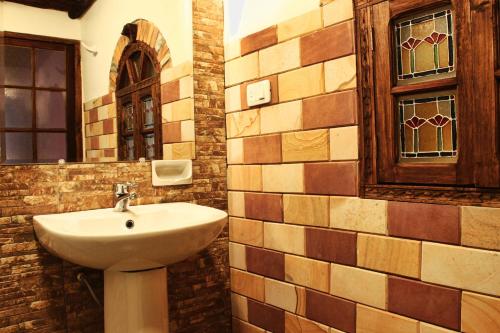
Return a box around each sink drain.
[125,220,135,229]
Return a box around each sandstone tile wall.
[0,0,229,332]
[225,1,500,332]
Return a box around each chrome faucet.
[114,182,137,212]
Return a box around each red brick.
[246,246,284,280]
[241,26,278,56]
[302,90,358,130]
[162,122,182,143]
[244,193,283,222]
[161,80,180,104]
[306,289,355,333]
[305,228,356,265]
[243,134,282,164]
[248,299,285,333]
[304,162,358,195]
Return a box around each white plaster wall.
[80,0,193,101]
[224,0,320,42]
[2,2,82,40]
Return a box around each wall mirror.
[0,0,195,164]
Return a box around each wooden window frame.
[0,32,82,163]
[116,41,162,161]
[356,0,500,205]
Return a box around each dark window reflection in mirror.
[0,33,81,164]
[116,41,161,161]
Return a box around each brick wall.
[0,0,229,332]
[225,1,500,332]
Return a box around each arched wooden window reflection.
[116,42,161,160]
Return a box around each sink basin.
[33,202,228,271]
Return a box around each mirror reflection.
[0,0,194,164]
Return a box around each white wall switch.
[246,79,271,107]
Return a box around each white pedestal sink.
[33,203,228,333]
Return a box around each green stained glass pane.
[394,7,455,84]
[398,91,457,163]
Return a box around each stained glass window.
[395,7,455,84]
[144,134,155,160]
[399,92,457,161]
[125,136,135,161]
[124,102,134,132]
[142,96,154,129]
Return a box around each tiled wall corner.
[224,1,500,332]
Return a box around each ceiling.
[5,0,97,19]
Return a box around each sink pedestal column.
[104,267,168,333]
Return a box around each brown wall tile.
[388,276,461,330]
[162,122,182,143]
[302,90,357,130]
[241,75,279,110]
[233,318,265,333]
[161,80,180,104]
[243,134,282,164]
[244,193,283,222]
[305,228,356,265]
[305,289,356,333]
[388,202,460,244]
[90,136,99,149]
[102,92,113,105]
[89,108,99,123]
[304,162,358,195]
[248,299,285,333]
[300,21,355,66]
[246,246,285,280]
[241,26,278,56]
[102,118,114,135]
[462,291,500,333]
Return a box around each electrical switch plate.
[246,79,271,107]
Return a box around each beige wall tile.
[226,109,261,138]
[163,142,195,160]
[259,38,301,76]
[160,61,193,83]
[325,55,356,92]
[262,164,304,193]
[179,76,194,99]
[233,318,266,333]
[461,291,500,333]
[279,63,324,102]
[161,98,194,122]
[230,268,265,301]
[461,206,500,251]
[265,278,297,312]
[420,323,459,333]
[358,234,421,278]
[422,242,500,296]
[229,217,263,247]
[330,197,387,234]
[226,85,242,113]
[323,0,354,27]
[260,101,302,134]
[225,52,259,87]
[228,165,262,191]
[98,134,117,149]
[278,9,323,42]
[98,104,116,120]
[224,39,241,61]
[229,242,247,270]
[227,138,244,164]
[283,195,329,227]
[331,264,387,309]
[282,129,329,162]
[330,126,358,160]
[228,191,245,217]
[180,120,195,142]
[231,292,248,321]
[264,222,305,255]
[285,254,330,292]
[285,313,329,333]
[356,304,418,333]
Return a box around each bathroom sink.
[33,203,228,271]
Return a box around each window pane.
[395,8,455,84]
[37,133,67,162]
[130,51,142,80]
[399,91,457,162]
[142,96,154,129]
[3,88,33,128]
[5,132,33,163]
[35,48,66,88]
[3,45,33,86]
[144,133,155,160]
[142,55,155,79]
[125,136,135,160]
[123,102,134,132]
[118,67,131,89]
[36,90,66,129]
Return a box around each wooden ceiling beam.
[5,0,97,19]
